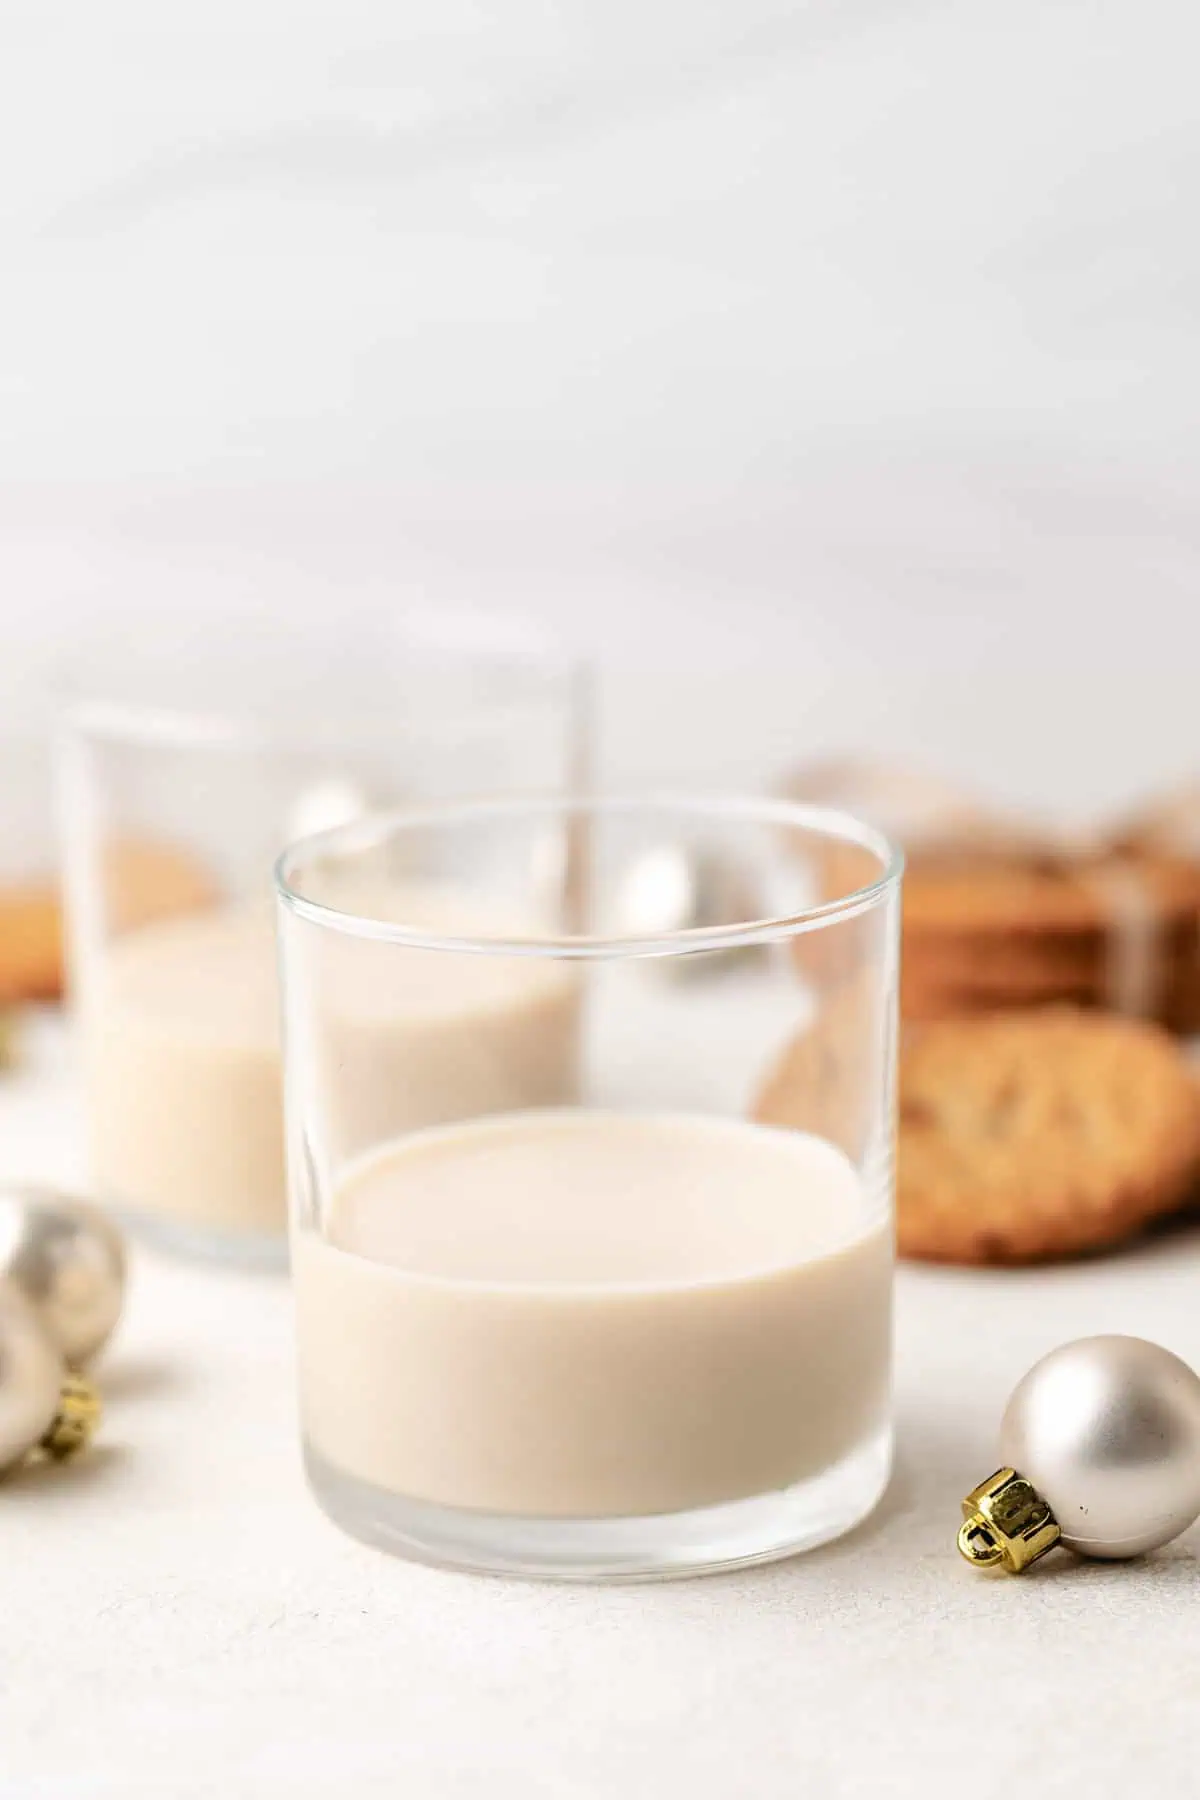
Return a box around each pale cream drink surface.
[295,1109,891,1520]
[86,897,581,1240]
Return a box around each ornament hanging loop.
[958,1468,1062,1574]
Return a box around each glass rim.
[274,793,904,959]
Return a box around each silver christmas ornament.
[959,1335,1200,1572]
[617,845,763,974]
[0,1187,126,1368]
[0,1285,68,1471]
[286,777,371,846]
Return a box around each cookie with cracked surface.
[897,1010,1200,1263]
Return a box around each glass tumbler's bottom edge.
[303,1429,892,1582]
[111,1198,289,1272]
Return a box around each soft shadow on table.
[724,1386,1200,1594]
[679,1399,978,1594]
[100,1354,190,1402]
[1000,1544,1200,1588]
[708,1367,1092,1590]
[833,1392,986,1539]
[2,1441,131,1499]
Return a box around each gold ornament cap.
[39,1371,102,1461]
[958,1468,1061,1573]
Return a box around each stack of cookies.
[782,758,1200,1037]
[771,760,1200,1262]
[900,845,1200,1033]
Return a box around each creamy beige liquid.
[295,1110,891,1519]
[87,904,581,1237]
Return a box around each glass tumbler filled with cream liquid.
[277,795,901,1578]
[60,626,587,1268]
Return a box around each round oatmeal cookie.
[898,1010,1200,1263]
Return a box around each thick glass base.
[303,1427,892,1582]
[113,1201,288,1273]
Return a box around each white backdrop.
[3,1,1199,819]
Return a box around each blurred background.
[2,1,1199,813]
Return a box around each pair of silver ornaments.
[961,1334,1200,1572]
[0,1187,125,1472]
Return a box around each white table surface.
[3,1012,1200,1799]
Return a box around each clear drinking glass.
[277,795,901,1579]
[0,728,60,1015]
[60,627,587,1268]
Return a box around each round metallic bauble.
[1000,1335,1200,1559]
[618,845,745,936]
[617,845,764,976]
[0,1188,126,1368]
[0,1283,64,1470]
[286,777,371,846]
